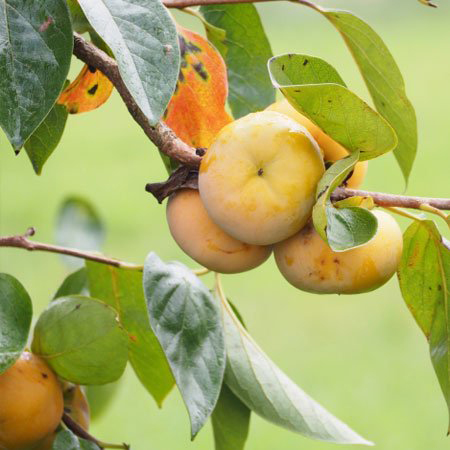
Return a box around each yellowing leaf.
[164,27,232,148]
[58,64,113,114]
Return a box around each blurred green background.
[1,0,449,449]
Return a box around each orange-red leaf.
[58,65,113,114]
[164,27,232,149]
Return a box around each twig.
[164,0,273,7]
[0,229,142,270]
[331,187,450,210]
[72,33,201,167]
[62,413,130,449]
[163,0,321,8]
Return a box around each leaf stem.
[0,229,143,271]
[382,206,424,221]
[419,203,450,228]
[193,267,211,276]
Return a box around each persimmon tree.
[0,0,449,449]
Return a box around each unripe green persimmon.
[0,352,64,450]
[199,111,325,245]
[274,210,403,294]
[266,100,368,189]
[167,189,271,273]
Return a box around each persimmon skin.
[167,189,271,273]
[0,352,64,450]
[198,111,325,245]
[274,210,403,294]
[266,99,368,188]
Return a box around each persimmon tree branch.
[71,30,449,213]
[331,188,450,210]
[0,228,142,270]
[72,33,201,167]
[163,0,318,8]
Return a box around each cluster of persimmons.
[167,101,403,294]
[0,103,404,450]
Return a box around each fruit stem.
[62,413,130,449]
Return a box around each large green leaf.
[52,429,100,450]
[0,274,32,374]
[55,196,105,269]
[77,0,179,125]
[201,4,275,118]
[319,9,417,183]
[268,54,397,161]
[212,384,250,450]
[0,0,72,151]
[398,220,450,429]
[143,252,226,438]
[312,153,378,251]
[32,295,128,385]
[24,103,68,175]
[54,268,89,299]
[220,297,373,445]
[86,261,174,406]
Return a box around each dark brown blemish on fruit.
[257,168,264,176]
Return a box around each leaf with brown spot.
[398,220,450,431]
[58,64,114,114]
[85,261,174,407]
[164,27,232,149]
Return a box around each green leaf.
[77,0,180,125]
[201,17,228,57]
[67,0,92,34]
[326,206,378,252]
[24,103,68,175]
[0,0,72,151]
[0,274,32,374]
[86,261,174,407]
[55,196,105,269]
[52,429,100,450]
[201,4,275,118]
[143,252,226,438]
[220,298,373,445]
[212,384,250,450]
[398,220,450,429]
[54,268,89,299]
[312,153,378,251]
[86,381,122,421]
[32,295,128,385]
[268,54,397,160]
[319,9,417,183]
